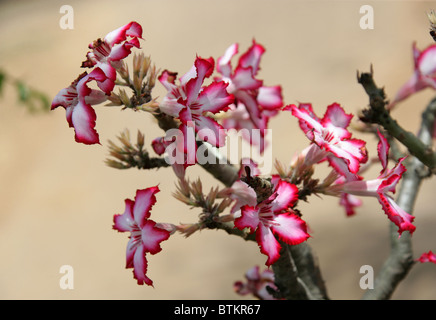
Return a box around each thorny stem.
[357,67,436,172]
[360,93,436,299]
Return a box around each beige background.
[0,0,435,299]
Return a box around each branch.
[362,96,436,299]
[357,68,436,171]
[271,242,313,299]
[271,242,329,300]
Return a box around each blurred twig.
[0,69,50,113]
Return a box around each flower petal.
[151,137,166,156]
[377,193,416,236]
[132,244,153,286]
[231,66,263,90]
[256,223,281,266]
[417,251,436,264]
[113,199,135,232]
[286,103,323,138]
[326,138,367,174]
[417,43,436,76]
[195,115,227,148]
[104,21,143,47]
[230,181,258,214]
[271,212,310,245]
[238,40,265,76]
[71,100,100,144]
[217,43,238,78]
[185,56,214,105]
[377,130,390,174]
[197,80,234,114]
[141,219,170,255]
[257,86,283,110]
[321,103,353,130]
[339,193,362,216]
[133,186,160,228]
[269,179,299,212]
[235,205,260,233]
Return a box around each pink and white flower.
[234,265,278,300]
[326,131,415,236]
[390,43,436,109]
[81,21,143,94]
[158,56,234,148]
[234,176,310,266]
[416,251,436,264]
[285,102,368,176]
[113,186,171,286]
[51,69,108,144]
[216,41,283,153]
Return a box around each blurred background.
[0,0,435,299]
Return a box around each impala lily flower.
[416,251,436,264]
[285,102,368,176]
[326,131,415,236]
[234,265,278,300]
[390,43,436,109]
[81,21,143,94]
[51,69,108,144]
[234,176,309,266]
[158,57,234,148]
[216,41,283,153]
[113,186,171,286]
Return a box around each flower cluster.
[51,22,143,144]
[215,41,284,153]
[50,20,436,294]
[287,102,415,236]
[153,57,234,177]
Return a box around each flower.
[81,21,143,94]
[113,186,171,286]
[390,43,436,109]
[51,70,108,144]
[158,56,234,148]
[216,41,283,153]
[52,22,143,145]
[416,251,436,264]
[326,130,415,236]
[234,176,309,266]
[234,265,278,300]
[285,102,368,176]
